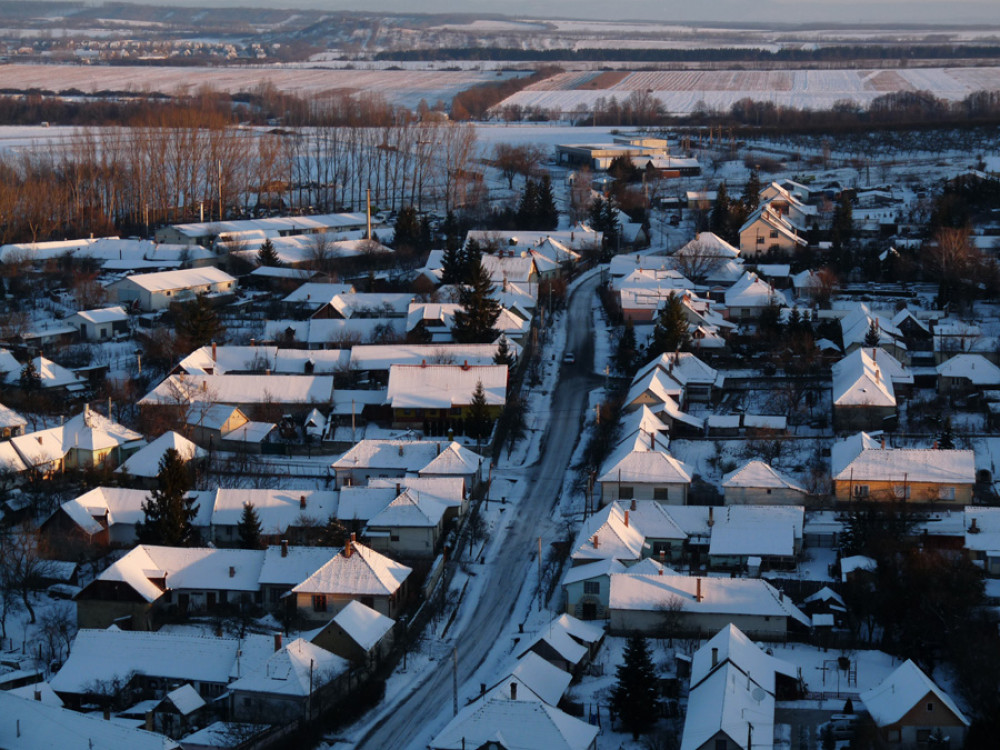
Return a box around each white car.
[563,352,576,364]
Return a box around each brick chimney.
[273,633,282,651]
[711,647,718,667]
[212,340,217,362]
[229,566,235,578]
[624,510,629,527]
[300,494,307,510]
[345,532,356,558]
[510,682,517,700]
[696,577,703,602]
[396,482,401,495]
[592,534,599,549]
[708,506,714,527]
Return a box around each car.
[563,352,576,364]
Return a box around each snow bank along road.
[356,273,602,749]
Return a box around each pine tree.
[321,514,350,547]
[462,238,483,285]
[453,262,501,343]
[650,292,689,356]
[615,318,639,374]
[393,205,421,251]
[443,211,462,254]
[602,199,621,253]
[517,179,540,229]
[257,238,281,267]
[743,168,761,212]
[237,502,263,550]
[611,634,660,738]
[864,320,881,348]
[418,216,433,254]
[831,192,854,249]
[938,416,955,450]
[176,294,224,350]
[441,243,465,286]
[19,357,41,391]
[466,380,492,441]
[136,448,198,546]
[493,335,516,368]
[536,174,558,230]
[710,181,730,238]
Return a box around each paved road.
[356,272,602,749]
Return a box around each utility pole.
[452,647,458,716]
[537,536,543,609]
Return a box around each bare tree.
[672,237,726,281]
[0,524,54,625]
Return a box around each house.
[174,344,351,377]
[633,351,718,404]
[141,374,335,419]
[562,558,627,620]
[155,212,372,247]
[860,659,969,748]
[10,406,144,474]
[831,432,975,504]
[211,489,339,546]
[597,435,694,505]
[493,651,573,708]
[64,306,130,341]
[257,543,341,611]
[152,684,207,740]
[349,342,514,383]
[116,431,207,486]
[0,691,180,750]
[0,402,26,439]
[74,545,265,630]
[841,304,908,362]
[307,599,395,671]
[707,506,803,571]
[724,271,785,322]
[831,348,906,432]
[739,205,808,257]
[365,488,449,558]
[290,536,411,622]
[609,568,809,638]
[50,629,274,706]
[107,267,237,312]
[963,507,1000,575]
[937,353,1000,396]
[680,624,798,750]
[331,439,484,490]
[722,461,808,505]
[264,317,407,350]
[514,614,605,676]
[228,638,349,724]
[386,362,507,431]
[5,355,87,393]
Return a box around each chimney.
[711,647,719,667]
[708,506,714,527]
[421,359,427,368]
[696,577,703,602]
[399,445,405,457]
[970,517,980,533]
[659,549,666,563]
[212,340,217,362]
[229,566,235,578]
[396,482,401,495]
[881,437,886,450]
[273,633,282,651]
[201,380,207,392]
[103,707,110,721]
[280,539,288,557]
[462,359,470,371]
[510,682,517,700]
[658,566,663,576]
[300,494,307,509]
[933,440,939,449]
[592,534,599,549]
[630,498,636,511]
[345,532,357,558]
[33,689,41,702]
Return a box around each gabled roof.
[625,367,684,408]
[690,623,797,695]
[832,442,975,485]
[141,374,335,406]
[228,639,348,697]
[328,600,395,652]
[120,266,235,292]
[429,694,599,750]
[419,442,484,477]
[212,489,339,533]
[680,661,775,750]
[5,356,85,389]
[598,444,693,487]
[725,271,785,308]
[675,231,740,259]
[335,439,465,472]
[291,540,411,597]
[368,488,448,529]
[861,659,969,728]
[387,363,507,409]
[937,353,1000,386]
[68,305,129,325]
[562,558,627,586]
[349,343,513,371]
[497,651,573,707]
[722,460,806,493]
[832,348,896,407]
[571,503,647,563]
[117,431,206,478]
[633,351,718,388]
[258,545,339,586]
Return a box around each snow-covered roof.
[117,431,206,477]
[162,684,205,716]
[212,489,338,533]
[264,317,406,346]
[841,303,904,351]
[0,441,28,474]
[964,507,1000,553]
[51,629,273,695]
[562,558,627,586]
[0,691,179,750]
[291,540,411,597]
[0,348,21,376]
[480,253,536,284]
[610,571,810,627]
[5,356,85,389]
[499,651,572,707]
[328,600,395,652]
[675,231,740,259]
[228,638,348,697]
[633,351,718,388]
[386,363,507,409]
[55,487,156,534]
[625,367,684,409]
[176,345,350,376]
[551,613,604,646]
[368,488,448,529]
[724,271,785,309]
[840,555,876,581]
[830,431,882,477]
[680,661,775,750]
[937,353,1000,386]
[337,487,399,523]
[832,441,975,485]
[258,545,337,586]
[709,521,795,558]
[419,442,484,477]
[429,694,599,750]
[598,443,693,486]
[67,305,129,325]
[571,503,648,564]
[722,460,806,493]
[350,342,514,371]
[140,374,335,406]
[226,421,276,444]
[861,659,968,728]
[690,623,797,694]
[832,347,911,407]
[120,266,235,292]
[367,475,466,501]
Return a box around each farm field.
[0,64,522,108]
[498,66,1000,115]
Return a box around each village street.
[355,273,603,749]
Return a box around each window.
[756,236,765,244]
[312,594,327,612]
[766,488,772,495]
[853,485,869,498]
[926,702,935,712]
[940,486,956,501]
[619,486,634,500]
[894,485,910,500]
[916,729,931,743]
[653,488,669,501]
[583,581,600,595]
[390,534,400,542]
[715,740,728,750]
[887,729,901,743]
[770,229,779,239]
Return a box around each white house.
[107,267,237,311]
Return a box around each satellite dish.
[751,687,767,704]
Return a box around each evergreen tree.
[237,502,263,550]
[466,380,492,441]
[601,199,621,253]
[615,318,639,374]
[393,205,421,251]
[453,262,501,343]
[443,211,462,254]
[516,179,540,228]
[418,216,433,254]
[536,174,559,230]
[462,238,483,284]
[136,448,198,546]
[18,357,41,391]
[864,320,881,348]
[611,634,660,738]
[650,292,689,356]
[938,416,955,450]
[441,243,465,286]
[321,514,350,547]
[493,335,516,368]
[710,181,730,239]
[831,192,854,249]
[743,168,761,212]
[257,238,281,267]
[176,295,224,350]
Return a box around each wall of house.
[833,480,973,504]
[564,576,611,621]
[723,487,808,506]
[367,525,439,559]
[694,731,740,750]
[832,404,896,433]
[884,690,968,748]
[609,609,788,639]
[295,591,396,623]
[334,468,407,489]
[739,221,800,257]
[76,599,153,631]
[600,481,688,505]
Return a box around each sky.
[160,0,1000,26]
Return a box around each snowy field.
[499,66,1000,115]
[0,64,521,108]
